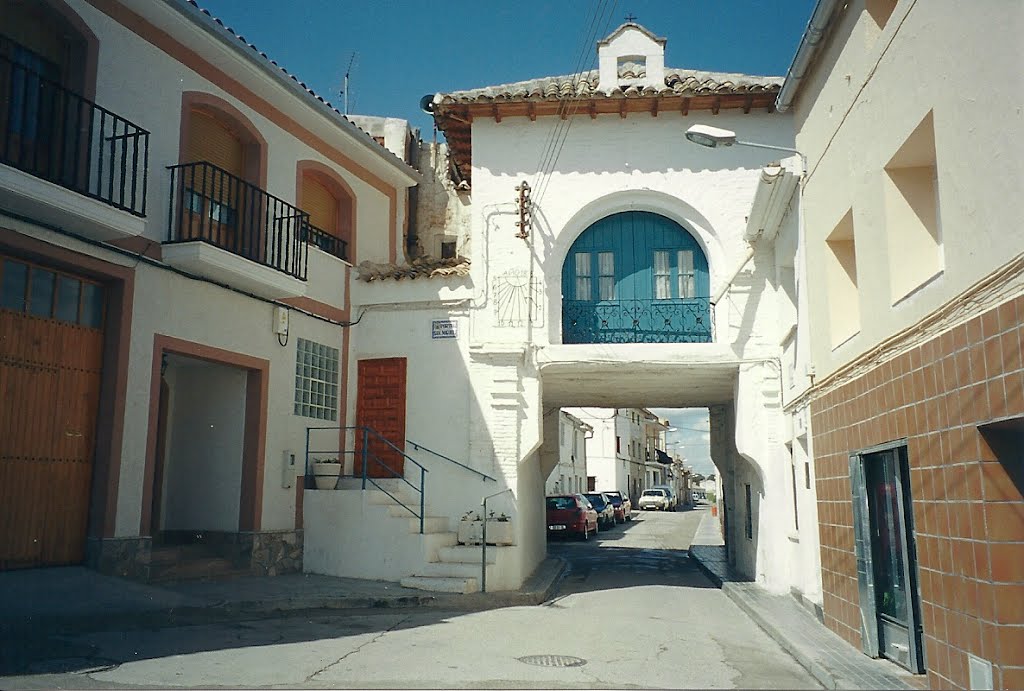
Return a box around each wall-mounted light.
[684,124,806,175]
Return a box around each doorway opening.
[850,443,925,673]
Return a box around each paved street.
[2,507,819,689]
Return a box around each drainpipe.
[775,0,841,113]
[710,247,755,307]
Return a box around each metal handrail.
[304,426,434,533]
[166,160,309,280]
[407,440,496,482]
[0,52,150,216]
[304,426,493,533]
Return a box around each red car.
[546,494,599,540]
[602,491,632,523]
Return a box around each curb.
[721,582,842,691]
[688,546,840,690]
[687,547,723,588]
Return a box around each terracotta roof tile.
[435,68,781,106]
[356,257,471,282]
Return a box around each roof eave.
[775,0,842,113]
[165,0,420,187]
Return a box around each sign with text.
[431,319,458,340]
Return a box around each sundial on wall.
[492,270,542,327]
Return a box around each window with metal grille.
[598,252,615,300]
[574,253,591,299]
[654,250,671,299]
[678,250,695,297]
[294,338,339,421]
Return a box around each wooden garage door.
[0,255,105,570]
[354,358,406,479]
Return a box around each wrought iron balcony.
[304,222,349,262]
[0,53,150,216]
[562,298,713,344]
[167,161,309,280]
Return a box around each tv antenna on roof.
[340,51,357,115]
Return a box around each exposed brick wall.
[811,295,1024,690]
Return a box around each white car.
[638,489,670,511]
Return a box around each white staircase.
[356,479,510,594]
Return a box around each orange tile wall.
[811,295,1024,690]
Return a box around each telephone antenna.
[340,52,357,115]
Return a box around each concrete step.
[408,516,450,534]
[400,575,479,594]
[413,561,484,579]
[386,503,420,517]
[438,545,496,564]
[369,489,415,506]
[148,556,249,583]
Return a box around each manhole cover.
[517,654,587,668]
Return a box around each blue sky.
[649,408,714,477]
[196,1,816,133]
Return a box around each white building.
[542,411,590,496]
[569,407,660,504]
[0,4,826,605]
[309,21,823,597]
[780,0,1024,684]
[0,0,416,577]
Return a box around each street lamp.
[684,124,806,174]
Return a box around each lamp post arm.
[734,139,807,176]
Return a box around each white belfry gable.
[598,23,667,93]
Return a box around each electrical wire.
[1,207,366,329]
[528,0,608,193]
[529,0,620,206]
[535,0,619,205]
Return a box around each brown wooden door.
[0,257,105,569]
[354,358,406,479]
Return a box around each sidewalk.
[0,557,566,639]
[688,509,917,691]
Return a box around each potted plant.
[311,457,342,490]
[457,510,514,546]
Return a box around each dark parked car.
[602,490,632,523]
[583,492,616,529]
[546,494,598,540]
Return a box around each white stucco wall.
[793,0,1024,379]
[69,0,408,271]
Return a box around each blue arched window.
[561,211,711,344]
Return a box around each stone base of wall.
[84,531,303,580]
[230,530,304,576]
[85,536,152,580]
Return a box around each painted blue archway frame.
[561,211,712,344]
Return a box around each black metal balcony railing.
[0,53,150,216]
[167,161,309,281]
[304,222,349,262]
[563,298,714,344]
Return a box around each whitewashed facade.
[333,22,824,597]
[0,0,416,576]
[542,411,590,496]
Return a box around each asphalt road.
[2,508,820,689]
